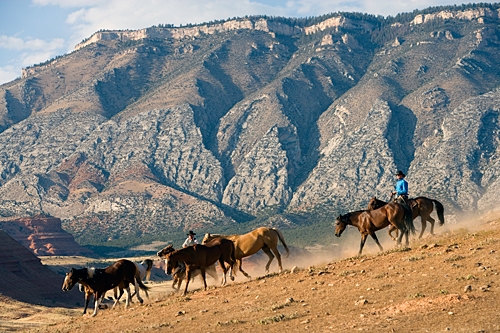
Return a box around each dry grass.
[2,218,500,332]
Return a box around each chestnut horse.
[202,227,290,279]
[367,196,445,239]
[164,239,235,296]
[334,202,415,255]
[157,245,218,290]
[62,259,149,317]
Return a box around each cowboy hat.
[395,170,406,177]
[187,230,196,236]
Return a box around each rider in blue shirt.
[392,170,408,202]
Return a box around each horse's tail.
[143,259,153,281]
[230,244,236,269]
[135,266,150,296]
[432,199,445,226]
[273,228,290,258]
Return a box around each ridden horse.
[367,196,445,239]
[202,227,290,279]
[334,202,416,256]
[62,259,149,317]
[157,245,218,290]
[164,239,235,296]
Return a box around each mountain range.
[1,4,500,245]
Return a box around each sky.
[1,0,499,85]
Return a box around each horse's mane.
[345,210,366,217]
[87,267,96,278]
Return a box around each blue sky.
[1,0,499,85]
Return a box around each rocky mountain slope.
[1,4,500,244]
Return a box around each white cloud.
[0,35,64,52]
[0,65,20,84]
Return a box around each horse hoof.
[230,276,235,281]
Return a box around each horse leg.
[183,268,191,296]
[91,292,102,317]
[261,245,275,273]
[83,290,91,315]
[237,259,252,279]
[418,215,427,238]
[124,285,132,308]
[218,259,228,285]
[396,223,405,247]
[370,232,384,253]
[134,280,144,304]
[200,266,208,291]
[227,262,234,281]
[270,246,283,273]
[358,234,367,255]
[112,287,124,309]
[388,225,398,241]
[427,216,436,235]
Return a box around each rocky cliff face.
[0,215,93,255]
[1,5,500,244]
[0,229,80,304]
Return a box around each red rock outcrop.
[0,229,80,305]
[0,214,93,256]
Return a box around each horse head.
[164,253,179,276]
[157,244,174,258]
[202,233,215,244]
[367,197,387,210]
[334,214,347,237]
[62,268,84,292]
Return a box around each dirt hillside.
[2,216,500,333]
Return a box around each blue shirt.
[395,179,408,196]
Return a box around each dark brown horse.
[334,202,416,256]
[202,227,290,279]
[367,196,445,239]
[164,239,235,296]
[157,245,218,290]
[62,259,149,316]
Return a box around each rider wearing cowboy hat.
[391,170,409,202]
[182,230,198,248]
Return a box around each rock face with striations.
[0,229,80,304]
[1,6,500,243]
[0,214,93,256]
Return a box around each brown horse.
[78,259,153,301]
[62,259,149,317]
[202,227,290,279]
[157,245,218,290]
[164,239,235,296]
[367,196,445,239]
[334,202,416,256]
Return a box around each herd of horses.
[62,197,444,316]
